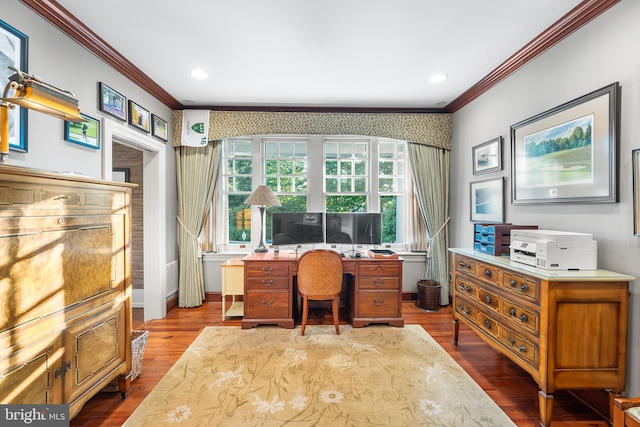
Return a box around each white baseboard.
[132,289,144,308]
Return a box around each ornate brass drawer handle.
[372,299,385,306]
[261,299,275,307]
[261,267,274,274]
[261,279,274,287]
[54,195,70,201]
[373,279,385,286]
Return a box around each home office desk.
[241,250,404,329]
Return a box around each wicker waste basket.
[101,330,149,392]
[416,279,441,312]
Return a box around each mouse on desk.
[354,252,362,258]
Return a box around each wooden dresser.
[450,248,633,427]
[0,165,134,419]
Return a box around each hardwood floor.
[71,302,610,426]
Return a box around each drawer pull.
[459,304,471,315]
[65,361,71,372]
[484,295,491,304]
[261,299,275,307]
[520,314,528,322]
[521,284,528,292]
[372,298,385,306]
[373,279,385,287]
[519,345,527,353]
[510,280,517,288]
[54,195,70,201]
[458,283,471,293]
[484,269,492,278]
[55,367,63,379]
[509,337,515,344]
[261,279,274,287]
[484,319,492,329]
[373,265,385,271]
[509,308,516,317]
[459,262,471,270]
[261,267,274,274]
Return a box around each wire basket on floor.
[101,330,149,392]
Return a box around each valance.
[173,110,452,149]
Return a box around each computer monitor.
[352,213,382,245]
[325,213,354,244]
[271,212,324,246]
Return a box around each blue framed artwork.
[0,19,29,152]
[470,177,504,223]
[64,113,100,149]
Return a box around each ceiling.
[51,0,587,110]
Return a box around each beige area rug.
[124,325,516,426]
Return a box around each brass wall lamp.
[0,67,85,162]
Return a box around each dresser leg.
[538,390,554,427]
[453,318,459,345]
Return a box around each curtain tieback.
[177,215,202,258]
[427,217,450,259]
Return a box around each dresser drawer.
[478,312,501,340]
[246,263,290,277]
[477,287,501,312]
[501,326,539,367]
[502,271,539,302]
[501,299,539,335]
[455,296,479,325]
[475,261,501,286]
[358,262,401,277]
[358,290,399,317]
[454,254,476,275]
[246,277,289,290]
[454,276,477,298]
[359,277,399,290]
[245,291,289,318]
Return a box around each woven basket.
[416,280,441,312]
[101,330,149,392]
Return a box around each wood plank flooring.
[71,302,610,426]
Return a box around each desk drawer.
[501,326,538,367]
[246,277,289,290]
[246,263,289,277]
[359,277,399,290]
[358,262,400,277]
[358,290,399,317]
[245,291,289,318]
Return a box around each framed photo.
[151,114,168,141]
[0,20,28,152]
[511,82,619,204]
[112,167,130,183]
[470,177,504,223]
[473,136,502,175]
[633,149,640,236]
[64,113,100,149]
[99,82,126,121]
[128,100,150,133]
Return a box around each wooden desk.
[242,250,404,329]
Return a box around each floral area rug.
[123,325,515,426]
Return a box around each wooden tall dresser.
[0,165,134,419]
[450,248,633,427]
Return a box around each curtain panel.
[173,110,452,149]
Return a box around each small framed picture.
[151,114,168,141]
[64,113,100,149]
[470,177,504,223]
[473,136,502,175]
[99,82,126,121]
[128,100,150,133]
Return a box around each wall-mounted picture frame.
[470,177,504,223]
[151,114,168,141]
[64,113,100,149]
[99,82,126,121]
[0,19,29,152]
[112,167,130,183]
[473,136,502,175]
[511,82,619,204]
[128,100,150,133]
[633,149,640,236]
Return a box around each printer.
[510,229,597,270]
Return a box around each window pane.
[381,195,399,243]
[265,159,278,175]
[236,177,252,192]
[228,195,251,243]
[340,177,352,191]
[235,159,252,175]
[339,161,353,175]
[279,160,293,175]
[325,160,338,175]
[354,177,366,192]
[325,195,367,212]
[326,177,338,192]
[379,160,393,175]
[234,141,252,156]
[354,160,367,176]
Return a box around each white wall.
[4,3,179,319]
[451,0,640,396]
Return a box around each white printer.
[510,229,597,270]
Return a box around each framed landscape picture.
[473,136,502,175]
[99,82,126,121]
[151,114,168,141]
[0,20,28,152]
[470,177,504,223]
[128,100,150,133]
[64,113,100,149]
[511,82,619,204]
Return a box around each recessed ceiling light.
[430,73,448,83]
[190,69,208,80]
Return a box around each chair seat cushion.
[628,406,640,422]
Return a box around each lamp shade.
[245,184,281,207]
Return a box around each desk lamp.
[245,184,281,252]
[1,67,84,162]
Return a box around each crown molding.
[445,0,620,112]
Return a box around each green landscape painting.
[523,114,594,187]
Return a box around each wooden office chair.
[613,396,640,427]
[297,249,344,336]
